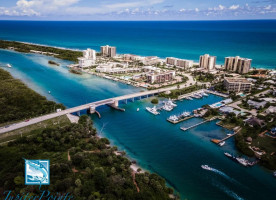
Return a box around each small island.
[69,68,82,75]
[48,60,60,66]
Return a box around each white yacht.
[168,115,178,122]
[7,64,12,68]
[186,96,193,100]
[146,106,160,115]
[181,111,191,117]
[201,92,208,96]
[201,165,212,171]
[137,108,139,112]
[218,141,225,146]
[167,98,177,107]
[162,104,173,111]
[236,157,248,167]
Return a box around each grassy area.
[159,85,204,99]
[0,40,82,62]
[0,115,71,145]
[216,120,238,130]
[0,68,65,124]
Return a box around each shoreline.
[1,39,275,70]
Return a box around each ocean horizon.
[0,20,275,69]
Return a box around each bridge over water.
[0,88,169,134]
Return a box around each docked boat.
[162,104,173,111]
[168,115,178,122]
[224,152,234,159]
[167,98,177,107]
[236,157,249,167]
[187,96,193,100]
[181,111,191,117]
[146,106,160,115]
[201,165,212,170]
[7,64,12,68]
[219,141,225,146]
[201,92,208,97]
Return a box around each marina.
[167,112,193,124]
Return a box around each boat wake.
[212,180,245,200]
[201,165,239,184]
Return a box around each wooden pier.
[211,132,238,144]
[167,116,194,124]
[180,119,210,131]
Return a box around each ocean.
[0,49,275,200]
[0,20,276,200]
[0,20,276,69]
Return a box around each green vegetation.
[192,72,216,82]
[0,40,82,62]
[151,98,159,104]
[0,68,65,125]
[48,60,60,66]
[0,115,70,145]
[159,85,204,99]
[69,68,82,75]
[0,115,177,199]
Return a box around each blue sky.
[0,0,275,20]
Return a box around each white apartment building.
[224,56,252,74]
[199,54,216,71]
[101,45,116,57]
[142,56,160,65]
[166,57,193,70]
[78,48,96,68]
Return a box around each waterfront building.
[78,48,96,68]
[95,63,141,74]
[146,71,175,84]
[224,56,252,74]
[199,54,216,71]
[166,57,193,70]
[142,56,160,65]
[123,54,142,61]
[101,45,116,57]
[245,117,266,128]
[224,78,252,93]
[142,66,159,73]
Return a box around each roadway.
[0,88,174,134]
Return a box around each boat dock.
[180,119,210,131]
[211,132,238,144]
[167,115,194,124]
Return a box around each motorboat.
[219,141,225,146]
[201,165,212,170]
[168,115,178,122]
[236,157,249,167]
[162,104,173,111]
[146,106,160,115]
[7,64,12,68]
[137,108,139,111]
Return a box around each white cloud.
[229,5,240,10]
[264,5,271,10]
[195,8,199,12]
[179,8,185,12]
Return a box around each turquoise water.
[0,20,276,69]
[0,50,275,200]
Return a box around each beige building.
[166,57,193,70]
[101,45,116,57]
[147,71,175,84]
[224,56,252,74]
[199,54,216,71]
[224,78,252,93]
